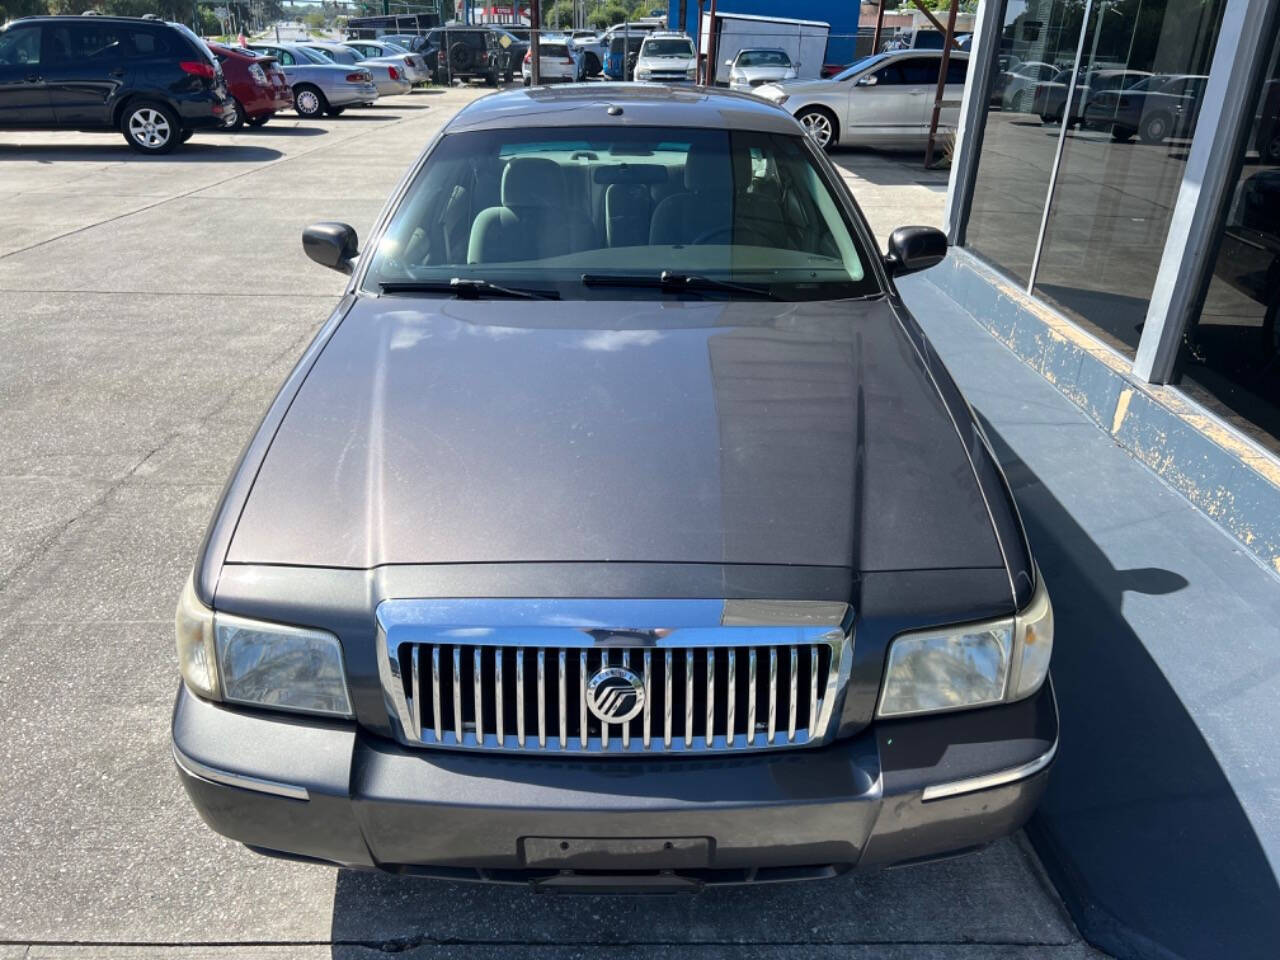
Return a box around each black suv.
[0,15,232,154]
[419,25,504,85]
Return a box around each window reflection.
[1033,0,1225,357]
[1179,29,1280,452]
[967,0,1086,286]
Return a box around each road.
[0,86,1103,960]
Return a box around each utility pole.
[705,0,718,86]
[530,0,541,84]
[871,1,886,56]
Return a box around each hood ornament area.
[586,665,646,723]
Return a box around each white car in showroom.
[757,49,968,150]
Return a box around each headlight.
[687,66,698,79]
[174,575,353,718]
[878,573,1053,717]
[636,68,650,79]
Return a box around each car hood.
[226,296,1003,572]
[764,77,834,95]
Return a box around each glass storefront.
[1178,25,1280,452]
[964,0,1226,357]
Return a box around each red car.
[207,41,292,129]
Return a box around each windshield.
[363,125,875,302]
[642,39,694,58]
[833,53,889,82]
[610,35,646,54]
[737,50,790,67]
[294,45,331,65]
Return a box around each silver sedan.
[247,42,380,118]
[301,42,412,98]
[756,49,969,151]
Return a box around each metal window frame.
[949,0,1280,386]
[1133,0,1280,382]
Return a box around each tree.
[546,0,573,28]
[600,2,626,26]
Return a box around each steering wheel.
[690,224,773,246]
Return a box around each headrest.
[683,143,727,193]
[501,157,564,208]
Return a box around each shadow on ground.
[979,417,1280,960]
[0,142,284,162]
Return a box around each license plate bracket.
[521,836,711,870]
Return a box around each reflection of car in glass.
[1032,68,1150,126]
[634,33,697,84]
[757,50,968,151]
[1082,73,1208,144]
[173,85,1057,888]
[727,48,797,93]
[1255,79,1280,163]
[994,60,1057,112]
[1214,169,1280,358]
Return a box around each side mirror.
[857,74,877,86]
[303,221,359,274]
[884,225,947,276]
[724,58,733,67]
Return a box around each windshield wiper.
[379,278,559,300]
[581,271,780,300]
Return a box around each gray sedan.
[246,42,379,118]
[302,41,412,97]
[343,39,430,85]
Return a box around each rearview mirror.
[884,226,947,276]
[303,221,359,274]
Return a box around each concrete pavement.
[0,88,1097,958]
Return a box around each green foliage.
[545,0,573,28]
[587,8,610,29]
[600,2,627,26]
[303,10,324,27]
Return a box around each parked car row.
[0,15,435,152]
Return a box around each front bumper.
[172,678,1057,887]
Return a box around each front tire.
[120,100,180,155]
[246,113,270,127]
[229,98,247,130]
[325,105,345,117]
[796,106,837,151]
[293,84,326,119]
[585,51,601,76]
[1139,112,1171,144]
[1111,126,1135,142]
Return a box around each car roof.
[444,84,798,136]
[11,14,177,25]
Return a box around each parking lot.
[0,87,1102,959]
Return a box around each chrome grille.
[376,599,851,755]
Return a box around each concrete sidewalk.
[899,271,1280,960]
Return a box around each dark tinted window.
[898,57,941,84]
[947,58,969,83]
[0,24,41,66]
[869,63,904,85]
[129,28,171,58]
[541,43,569,58]
[48,22,126,64]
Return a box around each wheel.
[485,68,498,87]
[1011,91,1026,113]
[293,84,326,119]
[1139,111,1171,144]
[449,42,475,74]
[585,51,601,76]
[523,76,530,87]
[120,100,180,154]
[1040,113,1056,124]
[180,128,194,142]
[325,105,345,117]
[796,106,837,151]
[229,97,246,130]
[246,113,270,127]
[1111,126,1135,142]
